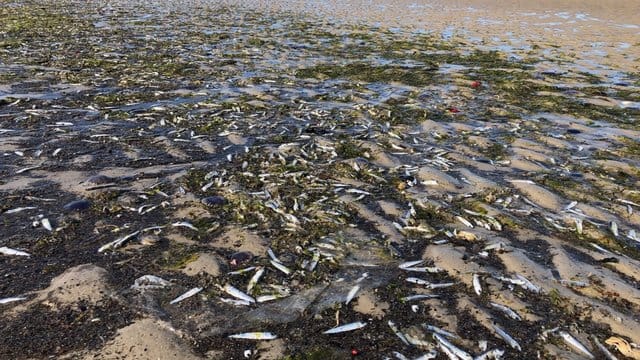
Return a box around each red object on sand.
[471,80,481,88]
[447,107,460,113]
[351,348,359,356]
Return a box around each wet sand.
[1,0,640,359]
[228,0,640,72]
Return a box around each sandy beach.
[1,0,639,359]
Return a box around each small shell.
[201,196,227,207]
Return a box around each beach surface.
[1,0,639,359]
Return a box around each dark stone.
[201,195,226,207]
[63,199,91,212]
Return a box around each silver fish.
[323,321,367,334]
[98,230,141,253]
[388,321,409,345]
[424,324,459,339]
[228,332,277,340]
[219,298,252,306]
[345,285,360,305]
[493,325,521,351]
[4,206,37,214]
[401,294,439,301]
[489,302,521,321]
[399,260,424,269]
[0,246,31,257]
[171,221,198,231]
[0,296,27,304]
[558,331,594,359]
[223,284,255,303]
[433,333,473,360]
[41,218,52,231]
[169,287,202,304]
[270,260,292,275]
[473,274,482,296]
[247,267,264,293]
[131,275,171,290]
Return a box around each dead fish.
[388,320,409,345]
[15,165,42,174]
[323,321,367,334]
[473,274,482,296]
[591,336,618,360]
[220,298,252,306]
[0,246,31,257]
[270,260,292,275]
[98,230,141,253]
[558,331,594,359]
[0,296,27,304]
[433,333,473,360]
[345,285,360,305]
[406,277,455,289]
[489,302,521,321]
[401,294,439,301]
[228,332,277,340]
[399,260,424,269]
[493,325,521,351]
[223,284,255,303]
[228,266,257,275]
[515,274,540,293]
[169,287,203,304]
[457,216,474,228]
[610,221,619,237]
[172,221,198,231]
[414,350,438,360]
[424,324,459,339]
[3,206,37,214]
[247,267,264,293]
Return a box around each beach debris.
[423,324,459,339]
[270,259,292,275]
[605,336,638,359]
[0,246,31,257]
[41,218,52,231]
[229,251,253,267]
[323,321,367,334]
[406,277,455,289]
[345,284,360,305]
[171,221,198,231]
[228,332,277,340]
[201,195,226,206]
[474,348,505,360]
[169,287,203,305]
[591,336,619,360]
[401,294,439,301]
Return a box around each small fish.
[15,165,41,174]
[610,221,619,237]
[558,331,594,359]
[399,260,424,269]
[131,275,171,289]
[0,246,31,257]
[169,287,203,304]
[493,325,521,351]
[323,321,367,334]
[515,274,540,293]
[98,230,141,253]
[219,298,252,306]
[171,221,198,231]
[256,294,284,303]
[565,201,578,211]
[473,274,482,296]
[0,296,27,304]
[490,302,521,321]
[433,333,473,360]
[401,294,439,301]
[223,284,255,303]
[457,216,474,228]
[423,324,459,339]
[228,332,277,340]
[392,351,410,360]
[591,335,618,360]
[345,285,360,305]
[413,350,438,360]
[270,260,292,275]
[247,267,264,293]
[228,266,257,275]
[3,206,37,214]
[388,321,409,345]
